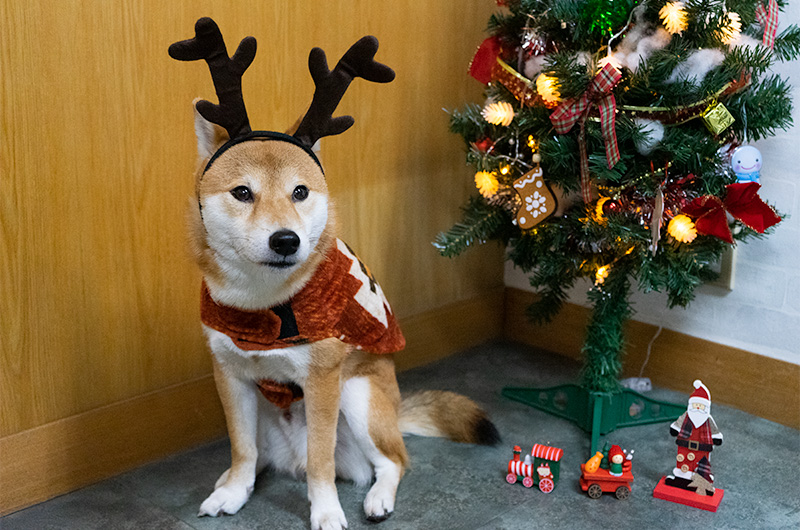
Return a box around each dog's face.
[193,109,329,276]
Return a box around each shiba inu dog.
[171,18,499,530]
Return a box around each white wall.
[506,6,800,365]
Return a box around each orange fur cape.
[201,240,404,407]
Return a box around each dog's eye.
[292,185,309,202]
[230,186,254,203]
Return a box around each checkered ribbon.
[550,63,622,203]
[755,0,779,49]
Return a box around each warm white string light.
[659,1,688,35]
[474,171,499,198]
[535,73,561,105]
[718,10,742,45]
[481,101,515,126]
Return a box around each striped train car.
[505,443,564,493]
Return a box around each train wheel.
[522,476,534,488]
[506,473,517,484]
[539,478,554,493]
[587,484,603,499]
[615,486,631,500]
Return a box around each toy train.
[505,444,563,493]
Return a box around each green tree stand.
[502,385,685,454]
[503,267,685,454]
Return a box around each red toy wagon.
[580,463,634,499]
[579,448,634,500]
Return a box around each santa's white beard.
[688,408,709,428]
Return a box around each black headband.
[203,131,323,174]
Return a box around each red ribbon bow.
[550,63,622,203]
[755,0,779,49]
[681,182,781,244]
[469,37,503,84]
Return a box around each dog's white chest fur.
[202,324,378,488]
[204,325,312,384]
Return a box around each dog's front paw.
[363,483,395,522]
[310,499,348,530]
[198,484,251,517]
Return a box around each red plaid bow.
[681,182,781,244]
[755,0,779,49]
[550,63,622,203]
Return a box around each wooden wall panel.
[1,0,501,437]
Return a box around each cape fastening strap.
[203,130,323,174]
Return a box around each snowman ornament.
[731,145,762,183]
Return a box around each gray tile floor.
[3,341,799,529]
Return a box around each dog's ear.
[310,138,321,160]
[193,98,230,160]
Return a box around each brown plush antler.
[169,17,256,139]
[293,36,395,147]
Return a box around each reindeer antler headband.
[169,17,395,173]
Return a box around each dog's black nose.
[269,230,300,256]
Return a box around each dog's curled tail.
[398,390,501,446]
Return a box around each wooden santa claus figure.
[665,379,723,492]
[654,379,725,511]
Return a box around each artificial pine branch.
[728,75,793,141]
[723,44,774,77]
[525,280,575,324]
[544,51,590,99]
[449,104,492,144]
[433,196,512,257]
[772,25,800,62]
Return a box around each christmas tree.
[436,0,798,439]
